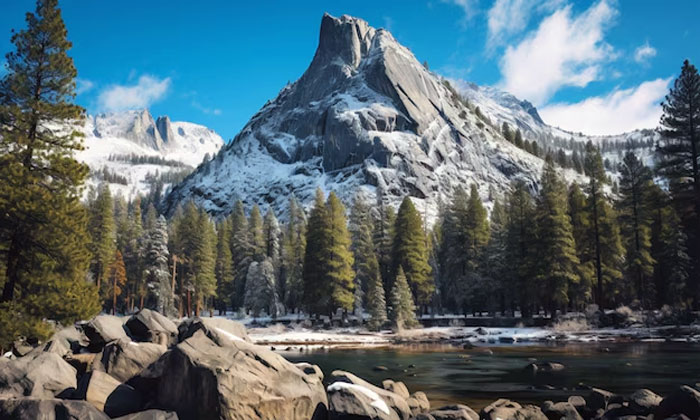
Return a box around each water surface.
[284,342,700,410]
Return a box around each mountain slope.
[164,14,581,221]
[77,109,224,197]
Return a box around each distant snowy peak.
[77,109,224,198]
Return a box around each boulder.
[329,370,411,419]
[587,388,616,411]
[524,362,565,374]
[126,309,178,346]
[137,330,327,420]
[65,352,97,377]
[295,362,324,381]
[113,409,179,420]
[655,385,700,419]
[541,401,583,420]
[327,381,400,420]
[382,379,410,399]
[0,352,76,398]
[426,404,478,420]
[177,317,250,345]
[78,371,142,418]
[0,397,109,420]
[84,315,128,350]
[93,338,166,383]
[481,399,547,420]
[11,339,35,358]
[40,325,84,356]
[629,388,662,414]
[407,391,430,416]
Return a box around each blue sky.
[1,0,698,137]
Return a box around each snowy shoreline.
[247,324,700,349]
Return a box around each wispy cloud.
[98,75,171,111]
[499,0,617,106]
[634,41,657,64]
[441,0,480,26]
[192,99,222,116]
[75,79,94,95]
[486,0,563,50]
[540,78,670,135]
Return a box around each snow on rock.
[327,381,391,415]
[76,109,224,198]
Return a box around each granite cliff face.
[164,13,559,220]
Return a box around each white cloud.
[539,78,670,135]
[98,75,171,111]
[75,79,94,95]
[191,100,222,116]
[634,42,657,64]
[499,0,617,106]
[441,0,480,25]
[486,0,564,49]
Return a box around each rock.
[475,327,488,335]
[374,365,389,372]
[0,397,109,420]
[40,325,84,356]
[65,352,97,377]
[0,352,76,398]
[655,385,700,419]
[427,404,478,420]
[137,330,327,420]
[295,362,324,381]
[541,401,583,420]
[93,338,166,383]
[566,396,590,418]
[126,309,178,346]
[12,339,35,358]
[587,387,616,411]
[78,371,142,418]
[407,391,430,416]
[84,315,128,350]
[329,370,411,419]
[382,379,410,399]
[525,362,565,374]
[629,388,662,414]
[177,317,250,345]
[113,409,179,420]
[481,399,547,420]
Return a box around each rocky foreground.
[0,310,698,420]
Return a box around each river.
[283,341,700,410]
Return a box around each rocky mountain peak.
[316,13,375,70]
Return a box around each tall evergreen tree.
[282,196,306,312]
[374,186,396,291]
[244,258,279,318]
[366,268,387,330]
[485,198,509,314]
[88,184,116,295]
[215,218,234,314]
[584,141,624,307]
[326,192,355,313]
[123,196,143,312]
[534,159,580,312]
[263,209,281,266]
[0,0,99,346]
[349,194,375,314]
[303,189,331,315]
[505,181,537,316]
[230,200,252,310]
[656,60,700,306]
[249,205,265,261]
[389,266,418,330]
[617,152,655,305]
[106,250,127,315]
[393,197,433,309]
[142,215,172,315]
[568,184,594,308]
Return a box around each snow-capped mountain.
[77,109,224,198]
[162,13,654,222]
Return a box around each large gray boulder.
[407,392,430,416]
[177,317,250,345]
[0,397,109,420]
[0,352,76,398]
[541,401,583,420]
[40,325,84,357]
[382,379,410,399]
[328,370,411,420]
[137,330,327,420]
[78,371,142,418]
[629,388,662,414]
[113,409,179,420]
[424,404,478,420]
[83,315,128,350]
[126,309,178,345]
[481,399,547,420]
[655,385,700,419]
[93,338,166,383]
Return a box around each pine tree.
[230,200,252,310]
[374,186,396,291]
[0,0,99,346]
[393,197,433,309]
[215,218,234,314]
[484,198,509,314]
[244,258,279,317]
[194,209,217,315]
[617,152,655,305]
[502,122,514,143]
[656,60,700,306]
[534,159,580,312]
[463,185,490,312]
[438,186,469,313]
[106,250,127,315]
[366,268,387,330]
[568,184,594,308]
[349,194,375,315]
[303,189,331,314]
[389,267,418,330]
[249,205,265,261]
[142,215,172,315]
[505,181,537,316]
[584,141,624,307]
[514,129,524,148]
[326,192,356,313]
[282,196,306,312]
[122,196,143,312]
[88,184,117,296]
[263,209,281,265]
